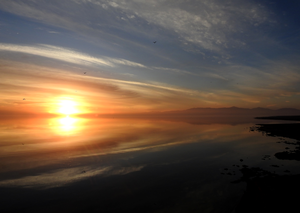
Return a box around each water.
[0,116,299,212]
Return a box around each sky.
[1,0,300,115]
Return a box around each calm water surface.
[0,116,299,212]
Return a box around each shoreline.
[234,115,300,212]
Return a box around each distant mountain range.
[159,107,300,116]
[79,107,300,121]
[87,107,300,126]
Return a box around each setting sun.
[58,100,78,115]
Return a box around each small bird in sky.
[23,98,26,100]
[153,41,156,43]
[84,72,86,74]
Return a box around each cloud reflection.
[0,165,144,189]
[0,117,255,174]
[0,116,277,190]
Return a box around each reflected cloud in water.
[0,165,144,189]
[1,116,299,213]
[0,116,290,187]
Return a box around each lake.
[0,116,299,213]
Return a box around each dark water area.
[0,115,299,213]
[234,116,300,213]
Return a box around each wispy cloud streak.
[0,43,145,68]
[0,165,144,189]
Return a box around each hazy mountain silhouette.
[161,107,300,116]
[81,107,300,126]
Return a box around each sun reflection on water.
[59,116,77,132]
[48,116,82,135]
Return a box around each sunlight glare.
[58,100,78,115]
[59,116,77,132]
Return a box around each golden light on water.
[48,116,82,135]
[59,116,77,132]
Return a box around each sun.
[58,100,78,115]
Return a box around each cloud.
[0,0,273,56]
[208,60,300,103]
[2,55,300,113]
[0,43,146,68]
[48,30,60,34]
[153,67,201,77]
[94,0,272,53]
[0,59,213,113]
[108,57,146,68]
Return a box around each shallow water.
[0,116,299,212]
